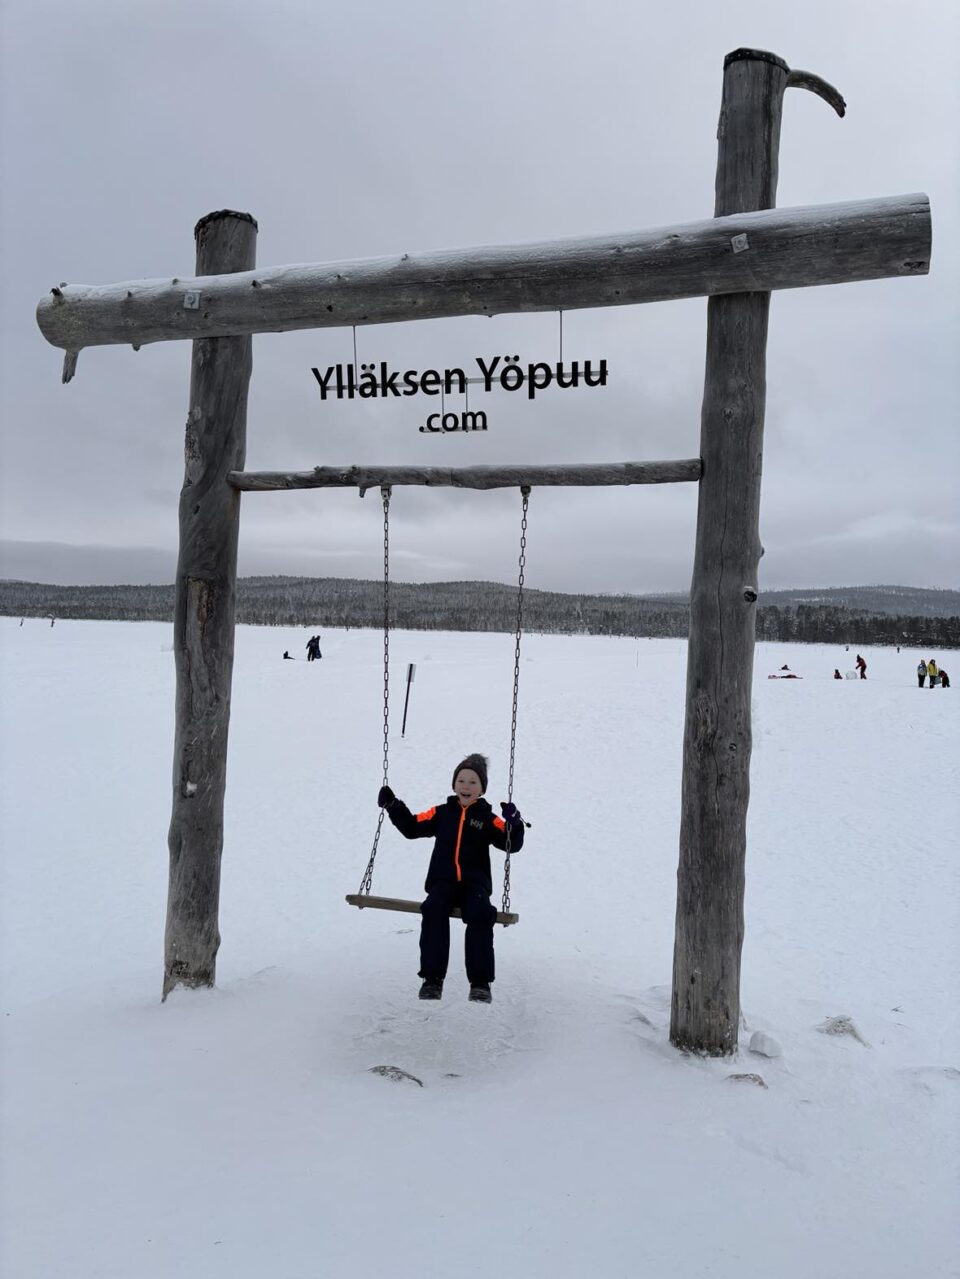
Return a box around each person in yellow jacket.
[927,658,939,688]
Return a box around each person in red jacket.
[378,752,524,1004]
[855,654,867,679]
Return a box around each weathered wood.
[35,194,929,352]
[345,894,519,927]
[163,211,257,1000]
[229,460,703,493]
[671,50,797,1055]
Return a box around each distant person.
[834,669,842,680]
[283,651,294,660]
[855,654,867,680]
[940,668,950,689]
[306,635,322,662]
[917,660,927,688]
[927,658,939,688]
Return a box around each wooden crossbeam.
[36,194,930,353]
[228,459,702,493]
[345,894,519,927]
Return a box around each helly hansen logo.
[469,818,485,831]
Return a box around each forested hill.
[1,578,957,647]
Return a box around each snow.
[1,617,957,1278]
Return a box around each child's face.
[454,769,483,805]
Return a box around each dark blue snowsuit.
[385,794,523,985]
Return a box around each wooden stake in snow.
[401,663,416,738]
[163,211,257,1000]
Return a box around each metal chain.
[502,485,529,915]
[359,485,392,896]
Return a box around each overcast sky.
[1,0,957,594]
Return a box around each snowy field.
[1,616,957,1279]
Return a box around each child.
[377,753,524,1004]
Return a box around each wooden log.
[35,194,930,352]
[228,459,703,493]
[345,894,519,927]
[163,211,257,1000]
[671,50,795,1055]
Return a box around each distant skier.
[917,660,927,688]
[855,654,867,680]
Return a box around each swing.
[345,484,529,928]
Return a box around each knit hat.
[452,753,488,794]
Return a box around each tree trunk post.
[164,210,257,999]
[670,51,791,1054]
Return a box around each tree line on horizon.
[2,577,958,647]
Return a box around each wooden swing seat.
[345,894,519,927]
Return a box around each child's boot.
[419,978,443,1000]
[468,983,492,1004]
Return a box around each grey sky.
[1,0,957,594]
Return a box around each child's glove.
[377,785,396,808]
[500,801,522,827]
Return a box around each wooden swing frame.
[34,48,931,1052]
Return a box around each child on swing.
[377,753,524,1003]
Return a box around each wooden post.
[164,211,257,999]
[671,51,804,1054]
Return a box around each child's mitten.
[500,801,522,827]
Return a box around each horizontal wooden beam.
[37,193,930,353]
[228,460,702,493]
[346,894,519,927]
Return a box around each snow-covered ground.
[1,617,957,1279]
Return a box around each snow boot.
[419,979,443,1001]
[468,984,492,1004]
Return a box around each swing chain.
[502,485,529,914]
[380,485,391,789]
[359,484,392,896]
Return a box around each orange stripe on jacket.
[416,807,436,823]
[493,816,506,832]
[453,806,467,881]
